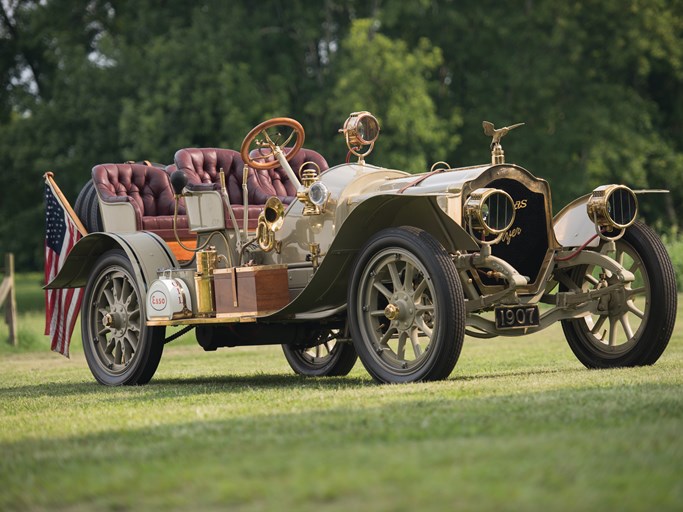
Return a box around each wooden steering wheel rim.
[240,117,305,170]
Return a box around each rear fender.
[45,231,178,293]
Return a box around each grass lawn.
[0,278,681,511]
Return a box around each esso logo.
[150,290,167,311]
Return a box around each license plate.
[494,305,539,329]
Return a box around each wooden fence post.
[0,253,18,346]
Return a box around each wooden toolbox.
[213,264,289,317]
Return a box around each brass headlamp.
[464,188,516,242]
[340,111,380,163]
[586,185,638,231]
[296,162,329,215]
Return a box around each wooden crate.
[214,265,289,317]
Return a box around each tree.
[325,18,460,171]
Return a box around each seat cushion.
[174,148,245,205]
[93,163,179,218]
[247,147,329,205]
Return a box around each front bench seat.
[174,148,264,230]
[247,147,329,205]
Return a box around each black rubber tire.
[348,226,465,383]
[74,180,103,233]
[86,186,103,233]
[81,249,165,385]
[282,330,358,377]
[73,180,92,223]
[561,222,676,368]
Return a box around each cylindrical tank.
[146,278,193,320]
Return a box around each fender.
[264,194,478,320]
[553,189,668,248]
[45,231,178,293]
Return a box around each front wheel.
[561,222,676,368]
[282,329,357,377]
[81,249,165,385]
[348,227,465,383]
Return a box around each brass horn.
[257,197,285,252]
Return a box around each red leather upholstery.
[174,148,245,203]
[174,148,256,229]
[92,163,187,230]
[247,147,329,205]
[92,163,193,243]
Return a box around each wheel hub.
[385,291,416,331]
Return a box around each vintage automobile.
[47,112,677,386]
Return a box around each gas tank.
[146,277,193,320]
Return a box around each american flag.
[44,174,85,357]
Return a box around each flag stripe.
[44,177,84,357]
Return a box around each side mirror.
[170,170,188,196]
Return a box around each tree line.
[1,0,681,269]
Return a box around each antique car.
[47,113,677,386]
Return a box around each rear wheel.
[282,329,357,377]
[561,222,676,368]
[82,249,164,385]
[348,227,465,383]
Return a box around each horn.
[257,197,285,252]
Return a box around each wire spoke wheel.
[360,248,436,372]
[561,222,676,368]
[348,227,465,383]
[577,241,649,355]
[82,250,164,385]
[282,329,357,377]
[91,268,142,372]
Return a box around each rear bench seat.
[92,162,195,260]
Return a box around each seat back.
[173,148,245,205]
[247,147,329,205]
[92,163,178,217]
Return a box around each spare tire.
[74,180,103,233]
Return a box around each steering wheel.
[240,118,305,170]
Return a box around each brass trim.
[461,164,560,250]
[464,188,516,236]
[586,184,638,229]
[146,315,258,326]
[482,121,524,165]
[256,197,285,252]
[339,111,380,163]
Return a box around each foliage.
[0,0,682,270]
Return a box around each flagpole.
[43,172,88,236]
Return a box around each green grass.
[0,277,682,511]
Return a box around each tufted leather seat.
[247,147,329,205]
[174,147,264,230]
[92,163,192,241]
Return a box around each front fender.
[264,194,477,320]
[553,189,667,248]
[552,194,597,248]
[45,231,178,293]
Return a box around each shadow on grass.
[0,373,371,399]
[0,365,590,400]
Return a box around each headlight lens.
[587,185,638,229]
[465,188,516,235]
[309,182,329,206]
[342,111,381,147]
